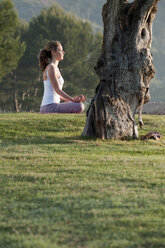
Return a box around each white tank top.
[41,71,64,106]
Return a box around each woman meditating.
[39,41,86,113]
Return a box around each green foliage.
[0,4,102,112]
[0,0,26,81]
[0,0,17,34]
[12,0,165,102]
[0,113,165,247]
[0,19,28,112]
[1,0,164,112]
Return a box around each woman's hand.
[73,95,86,102]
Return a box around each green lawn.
[0,113,164,248]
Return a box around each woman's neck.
[51,58,59,67]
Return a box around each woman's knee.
[79,102,84,113]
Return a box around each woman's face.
[53,44,65,61]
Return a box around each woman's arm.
[60,95,86,102]
[48,65,86,102]
[60,96,69,102]
[48,65,76,102]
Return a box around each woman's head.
[38,41,64,71]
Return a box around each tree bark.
[82,0,159,139]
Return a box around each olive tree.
[82,0,159,139]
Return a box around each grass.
[0,113,164,248]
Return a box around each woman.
[38,41,86,113]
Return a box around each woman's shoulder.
[48,63,55,71]
[48,63,59,74]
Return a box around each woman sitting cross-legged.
[38,40,86,114]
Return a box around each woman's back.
[41,71,64,106]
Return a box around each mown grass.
[0,113,164,248]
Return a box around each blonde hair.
[38,40,61,71]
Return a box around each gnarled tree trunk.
[82,0,159,139]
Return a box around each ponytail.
[38,49,51,72]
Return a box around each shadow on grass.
[0,134,98,147]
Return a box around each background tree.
[22,4,101,97]
[0,0,25,82]
[0,4,102,112]
[12,0,164,102]
[0,20,28,112]
[82,0,159,139]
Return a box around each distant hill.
[12,0,164,32]
[12,0,165,102]
[13,0,105,29]
[12,0,164,51]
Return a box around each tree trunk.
[10,72,20,113]
[82,0,159,139]
[13,87,19,113]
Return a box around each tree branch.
[126,0,159,27]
